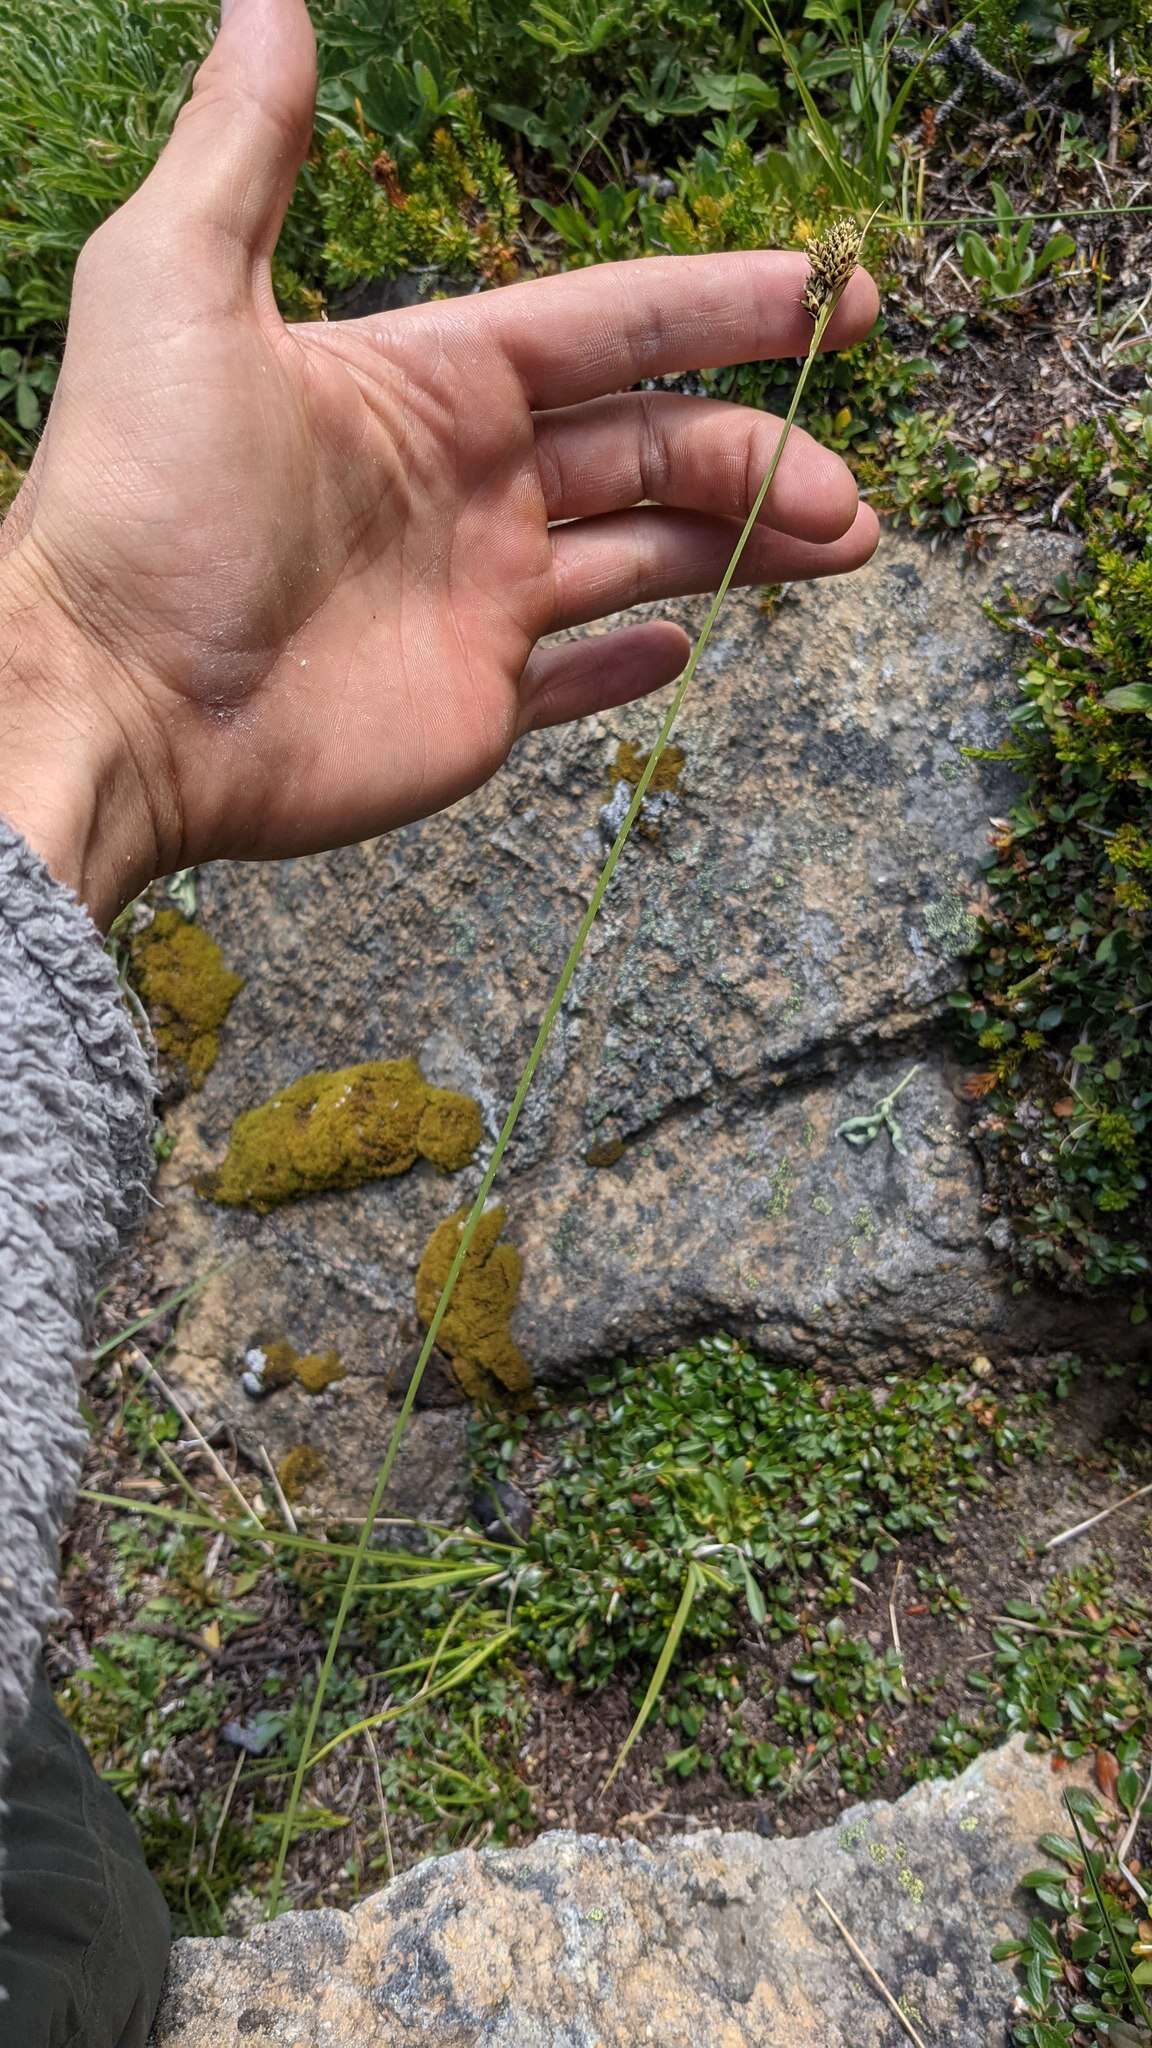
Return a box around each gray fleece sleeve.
[0,814,154,1797]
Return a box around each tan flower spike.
[802,217,866,322]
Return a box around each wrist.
[0,554,166,930]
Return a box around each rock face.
[153,1737,1074,2046]
[150,528,1125,1515]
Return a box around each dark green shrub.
[956,404,1152,1302]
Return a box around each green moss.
[129,908,244,1088]
[416,1205,531,1401]
[417,1092,485,1172]
[260,1339,345,1394]
[201,1059,482,1211]
[276,1445,325,1501]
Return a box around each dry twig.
[1043,1478,1152,1551]
[364,1729,396,1884]
[1116,1760,1152,1908]
[812,1889,929,2048]
[130,1344,266,1532]
[259,1444,299,1535]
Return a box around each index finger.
[404,250,879,410]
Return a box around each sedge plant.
[268,215,874,1911]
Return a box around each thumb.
[139,0,317,281]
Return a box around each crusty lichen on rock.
[416,1204,531,1401]
[923,893,981,960]
[200,1058,482,1210]
[129,908,244,1088]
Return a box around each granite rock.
[147,529,1131,1515]
[152,1736,1080,2047]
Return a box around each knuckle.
[632,516,664,606]
[637,392,671,503]
[74,211,118,278]
[73,199,143,293]
[534,425,564,514]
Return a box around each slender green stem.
[268,297,838,1915]
[602,1562,703,1792]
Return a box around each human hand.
[0,0,878,930]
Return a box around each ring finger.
[549,502,879,631]
[535,390,859,544]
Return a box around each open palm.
[0,0,877,907]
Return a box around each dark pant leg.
[0,1677,170,2048]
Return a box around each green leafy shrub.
[868,407,1001,529]
[472,1337,1044,1688]
[956,182,1076,302]
[956,404,1152,1300]
[758,1622,909,1797]
[996,1783,1152,2046]
[656,130,809,254]
[665,1624,910,1799]
[319,93,520,286]
[532,173,652,265]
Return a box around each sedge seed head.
[802,218,864,322]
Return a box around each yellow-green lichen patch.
[129,908,244,1088]
[608,739,685,794]
[260,1338,345,1394]
[585,1136,625,1168]
[276,1444,326,1500]
[415,1205,531,1401]
[200,1059,482,1211]
[417,1091,485,1171]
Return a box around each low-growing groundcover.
[956,403,1152,1306]
[997,1778,1152,2047]
[56,1331,1150,1950]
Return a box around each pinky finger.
[517,620,690,737]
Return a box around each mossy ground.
[128,909,244,1089]
[201,1059,481,1210]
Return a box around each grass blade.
[1065,1798,1152,2030]
[602,1562,703,1793]
[304,1629,515,1773]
